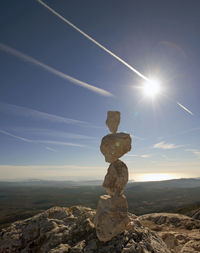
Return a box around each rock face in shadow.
[0,206,171,253]
[138,213,200,253]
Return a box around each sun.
[142,79,161,98]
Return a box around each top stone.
[106,111,120,133]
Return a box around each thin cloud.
[0,102,87,125]
[0,43,113,97]
[161,154,170,160]
[45,147,57,152]
[162,127,200,139]
[131,135,145,141]
[126,154,138,157]
[0,129,86,148]
[185,149,200,157]
[126,153,151,158]
[0,129,31,143]
[37,140,86,148]
[15,128,95,140]
[140,154,151,158]
[153,141,182,150]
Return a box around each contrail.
[37,0,149,81]
[0,129,32,143]
[0,43,112,97]
[176,102,193,115]
[37,1,194,116]
[162,93,194,116]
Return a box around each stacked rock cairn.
[95,111,132,242]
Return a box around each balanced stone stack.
[95,111,132,242]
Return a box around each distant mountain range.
[0,177,200,188]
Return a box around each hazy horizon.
[0,173,199,183]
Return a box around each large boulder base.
[95,195,129,242]
[0,206,171,253]
[103,159,128,196]
[100,133,131,163]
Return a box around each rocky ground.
[191,208,200,220]
[138,213,200,253]
[0,206,170,253]
[0,206,200,253]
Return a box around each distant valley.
[0,178,200,229]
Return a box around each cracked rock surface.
[139,213,200,253]
[0,206,170,253]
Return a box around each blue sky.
[0,0,200,181]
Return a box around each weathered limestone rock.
[138,213,200,253]
[0,206,171,253]
[106,111,120,133]
[100,133,131,163]
[95,195,129,242]
[103,159,128,196]
[192,208,200,220]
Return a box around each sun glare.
[142,79,161,98]
[137,173,175,182]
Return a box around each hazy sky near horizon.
[0,0,200,181]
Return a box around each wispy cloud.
[45,146,57,152]
[14,128,95,140]
[0,43,113,97]
[37,140,86,147]
[185,149,200,157]
[0,129,31,143]
[153,141,182,150]
[161,127,200,140]
[126,154,137,157]
[126,153,151,158]
[140,154,151,158]
[131,135,145,141]
[0,102,87,125]
[0,129,86,148]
